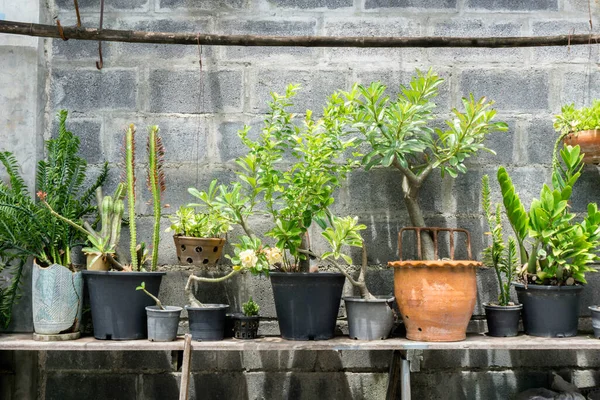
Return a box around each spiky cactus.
[125,124,138,270]
[147,125,165,271]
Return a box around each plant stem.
[185,269,242,307]
[148,126,161,272]
[141,287,164,310]
[126,125,138,270]
[400,174,436,260]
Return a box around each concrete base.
[32,332,81,341]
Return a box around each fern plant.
[0,110,108,327]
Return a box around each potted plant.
[136,281,182,342]
[186,84,379,340]
[345,69,508,342]
[554,100,600,164]
[0,110,108,339]
[166,205,229,266]
[480,175,522,337]
[496,144,600,337]
[232,297,260,339]
[82,124,167,340]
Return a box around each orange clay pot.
[389,260,481,342]
[563,129,600,164]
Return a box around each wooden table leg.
[386,350,411,400]
[179,334,192,400]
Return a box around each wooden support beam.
[0,19,599,48]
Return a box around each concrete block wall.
[3,0,600,398]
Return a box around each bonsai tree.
[166,206,230,238]
[497,144,600,285]
[481,175,519,305]
[184,84,378,306]
[345,69,508,259]
[0,110,108,327]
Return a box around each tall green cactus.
[147,126,165,271]
[125,124,138,270]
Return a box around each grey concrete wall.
[3,0,600,398]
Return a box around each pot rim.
[146,305,183,312]
[565,129,600,137]
[233,315,260,320]
[343,295,395,303]
[483,302,523,310]
[513,282,585,291]
[589,305,600,312]
[185,304,229,310]
[269,271,345,277]
[388,260,482,268]
[81,270,166,276]
[173,235,225,241]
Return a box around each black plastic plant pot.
[514,283,583,338]
[224,313,240,339]
[589,306,600,338]
[270,272,345,341]
[186,304,229,341]
[233,315,260,339]
[483,303,522,337]
[82,271,166,340]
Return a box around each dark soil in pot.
[146,306,182,342]
[483,303,522,337]
[186,304,229,341]
[343,296,395,340]
[270,272,345,341]
[514,283,583,338]
[82,271,165,340]
[233,315,260,339]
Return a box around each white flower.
[239,249,258,268]
[265,247,283,265]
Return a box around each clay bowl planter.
[389,260,481,342]
[563,129,600,164]
[186,304,229,341]
[86,253,109,271]
[515,283,583,337]
[233,315,260,339]
[146,306,182,342]
[483,303,522,337]
[343,296,396,340]
[270,272,345,341]
[173,236,225,266]
[589,306,600,338]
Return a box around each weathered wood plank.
[2,333,600,351]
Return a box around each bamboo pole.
[0,19,599,48]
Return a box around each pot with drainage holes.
[173,236,226,267]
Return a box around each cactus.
[147,125,165,271]
[125,124,138,270]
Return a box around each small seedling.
[242,297,259,317]
[136,281,164,310]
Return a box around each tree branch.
[1,20,599,48]
[185,269,242,307]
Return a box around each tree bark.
[401,175,436,260]
[1,20,599,48]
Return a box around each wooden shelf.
[2,333,600,351]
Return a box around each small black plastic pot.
[514,283,583,338]
[186,304,229,341]
[146,306,182,342]
[270,272,345,341]
[483,303,522,337]
[233,315,260,339]
[224,313,239,339]
[589,306,600,338]
[82,271,166,340]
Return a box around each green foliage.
[189,84,361,272]
[482,175,519,306]
[321,216,367,265]
[147,126,166,272]
[349,68,508,178]
[495,145,600,285]
[0,110,108,327]
[554,100,600,135]
[166,206,230,238]
[242,297,260,317]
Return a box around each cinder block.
[45,373,138,400]
[158,0,248,10]
[191,351,244,371]
[561,71,600,108]
[568,166,600,213]
[460,69,550,112]
[346,168,406,215]
[51,69,137,112]
[465,0,557,10]
[217,117,261,163]
[523,118,556,165]
[219,19,317,61]
[52,39,115,61]
[250,69,348,114]
[268,0,353,8]
[532,20,597,62]
[44,351,173,371]
[55,0,148,10]
[364,0,457,9]
[429,19,523,63]
[149,69,242,114]
[141,374,181,400]
[191,372,248,399]
[50,118,103,164]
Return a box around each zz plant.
[0,110,108,327]
[497,144,600,285]
[345,69,508,259]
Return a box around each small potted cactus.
[233,297,260,339]
[136,281,182,342]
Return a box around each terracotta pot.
[173,236,225,266]
[86,253,109,271]
[389,260,481,342]
[563,129,600,163]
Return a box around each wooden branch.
[1,20,600,48]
